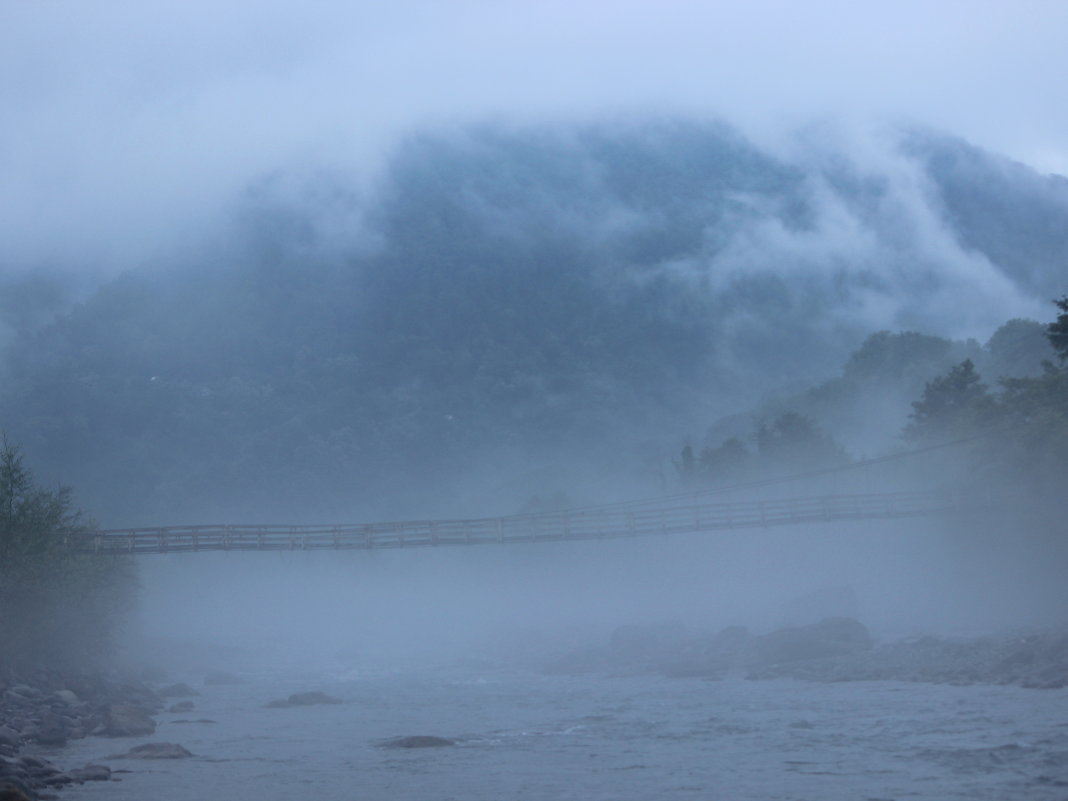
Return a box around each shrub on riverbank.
[0,438,136,675]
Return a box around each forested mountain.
[0,118,1064,525]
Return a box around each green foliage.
[842,331,956,382]
[903,359,992,442]
[0,438,135,673]
[755,412,851,472]
[983,318,1052,379]
[698,437,751,483]
[682,413,848,487]
[991,351,1068,504]
[1048,296,1068,362]
[896,299,1068,509]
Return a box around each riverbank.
[50,660,1068,801]
[0,670,163,799]
[547,619,1068,689]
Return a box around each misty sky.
[3,0,1067,272]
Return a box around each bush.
[0,437,135,674]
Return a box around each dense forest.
[0,118,1066,526]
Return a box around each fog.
[4,1,1068,272]
[129,511,1066,675]
[3,1,1067,681]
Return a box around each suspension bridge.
[76,438,984,555]
[79,489,963,555]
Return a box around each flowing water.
[49,664,1068,801]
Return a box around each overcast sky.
[3,0,1067,271]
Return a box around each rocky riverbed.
[4,622,1065,798]
[548,619,1068,689]
[0,670,166,799]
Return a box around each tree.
[904,359,991,442]
[698,437,751,484]
[0,437,134,673]
[754,412,849,472]
[1048,296,1068,363]
[674,444,697,484]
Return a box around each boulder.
[266,691,342,708]
[114,681,163,711]
[107,742,193,760]
[52,690,79,707]
[0,730,18,751]
[287,691,341,706]
[31,715,67,747]
[380,735,455,749]
[67,764,110,782]
[0,778,34,801]
[749,617,873,665]
[101,704,156,737]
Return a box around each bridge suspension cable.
[79,488,967,556]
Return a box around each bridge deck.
[76,490,960,555]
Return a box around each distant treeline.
[677,299,1068,512]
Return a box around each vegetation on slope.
[0,438,134,674]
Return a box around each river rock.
[67,764,110,782]
[0,729,18,751]
[107,742,193,760]
[380,735,455,748]
[289,691,341,706]
[0,777,35,801]
[51,691,79,707]
[749,617,872,665]
[101,704,156,737]
[266,691,342,708]
[32,714,67,747]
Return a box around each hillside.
[0,118,1064,525]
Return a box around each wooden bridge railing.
[75,489,962,555]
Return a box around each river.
[50,662,1068,800]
